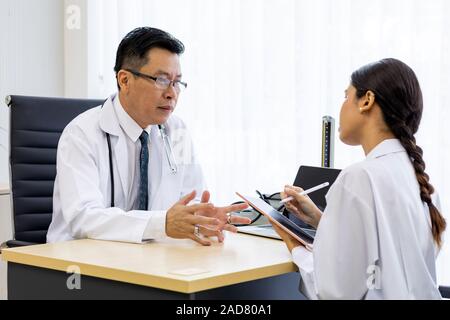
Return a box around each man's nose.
[163,84,178,99]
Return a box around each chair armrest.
[1,240,39,254]
[4,240,39,248]
[1,240,39,255]
[440,286,450,299]
[0,241,8,254]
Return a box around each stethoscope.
[103,99,178,207]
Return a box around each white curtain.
[86,0,450,285]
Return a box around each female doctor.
[272,58,446,299]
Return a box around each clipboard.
[236,192,314,251]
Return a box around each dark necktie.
[138,130,149,210]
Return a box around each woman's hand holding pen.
[281,185,323,229]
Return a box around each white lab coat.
[47,94,206,243]
[292,139,442,300]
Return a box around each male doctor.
[47,27,249,245]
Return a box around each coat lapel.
[99,95,129,201]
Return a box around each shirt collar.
[366,139,406,160]
[113,95,151,143]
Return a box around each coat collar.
[100,93,152,140]
[99,94,121,136]
[366,139,406,160]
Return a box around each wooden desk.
[2,232,304,299]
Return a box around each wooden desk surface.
[2,232,297,293]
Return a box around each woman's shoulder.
[325,160,377,219]
[336,160,372,186]
[326,160,378,207]
[336,151,392,185]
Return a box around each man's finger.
[192,215,220,227]
[201,190,210,203]
[230,216,252,225]
[199,226,224,242]
[189,233,211,246]
[222,224,238,233]
[220,202,248,213]
[178,190,196,205]
[188,202,215,213]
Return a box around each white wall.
[0,0,64,186]
[64,0,89,98]
[0,0,64,300]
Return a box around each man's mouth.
[158,106,173,111]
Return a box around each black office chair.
[3,95,103,248]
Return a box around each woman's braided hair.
[351,58,446,248]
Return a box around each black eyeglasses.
[257,190,288,213]
[124,69,187,92]
[230,190,285,227]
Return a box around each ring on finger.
[226,212,232,224]
[194,224,200,237]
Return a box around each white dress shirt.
[112,96,162,239]
[47,94,206,243]
[292,139,442,299]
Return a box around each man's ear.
[117,70,130,92]
[359,90,376,113]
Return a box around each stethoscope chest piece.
[158,124,178,174]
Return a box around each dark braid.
[391,123,446,247]
[351,58,446,248]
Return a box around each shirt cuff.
[142,210,168,241]
[292,246,314,273]
[292,246,318,299]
